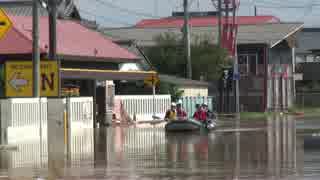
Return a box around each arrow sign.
[9,72,28,92]
[144,74,159,87]
[0,8,13,40]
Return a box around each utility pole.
[233,0,240,116]
[32,0,40,97]
[218,0,222,47]
[48,0,60,96]
[254,5,257,16]
[48,0,57,60]
[183,0,192,79]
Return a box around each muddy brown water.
[0,116,320,179]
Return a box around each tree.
[145,32,230,81]
[159,82,184,102]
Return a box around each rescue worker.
[201,103,217,129]
[165,102,177,121]
[193,104,206,122]
[202,103,215,119]
[176,100,187,120]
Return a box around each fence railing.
[0,97,94,143]
[180,96,216,118]
[115,95,171,121]
[1,98,47,129]
[114,95,216,121]
[67,97,94,129]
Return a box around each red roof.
[0,16,138,61]
[135,16,281,28]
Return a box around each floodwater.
[0,116,320,179]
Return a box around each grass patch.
[288,106,320,117]
[240,112,272,120]
[223,106,320,121]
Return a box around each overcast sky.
[74,0,320,28]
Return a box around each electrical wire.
[78,8,134,26]
[92,0,161,18]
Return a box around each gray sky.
[74,0,320,27]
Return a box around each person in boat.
[193,104,207,122]
[176,100,187,120]
[164,102,177,121]
[202,103,216,119]
[201,103,217,129]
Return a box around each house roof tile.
[0,16,138,62]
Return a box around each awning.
[61,68,157,81]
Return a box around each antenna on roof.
[197,0,200,11]
[154,0,158,16]
[254,5,257,16]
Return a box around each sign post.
[0,8,12,40]
[144,74,159,120]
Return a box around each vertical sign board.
[40,61,59,96]
[5,61,59,97]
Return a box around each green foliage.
[159,82,184,102]
[145,32,230,81]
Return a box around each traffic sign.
[5,61,59,97]
[233,73,240,80]
[144,74,159,87]
[0,8,13,40]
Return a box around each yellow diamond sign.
[0,8,12,40]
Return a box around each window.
[238,53,259,76]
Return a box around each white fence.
[115,95,171,121]
[0,97,94,143]
[67,97,94,129]
[1,98,47,129]
[1,98,47,142]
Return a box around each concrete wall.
[180,86,208,96]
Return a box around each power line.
[92,0,161,18]
[242,0,320,7]
[78,8,134,26]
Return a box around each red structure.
[135,16,279,28]
[215,0,240,56]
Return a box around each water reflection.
[0,115,309,179]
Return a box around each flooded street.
[0,116,319,179]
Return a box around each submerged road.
[0,116,319,179]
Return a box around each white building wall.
[180,87,208,97]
